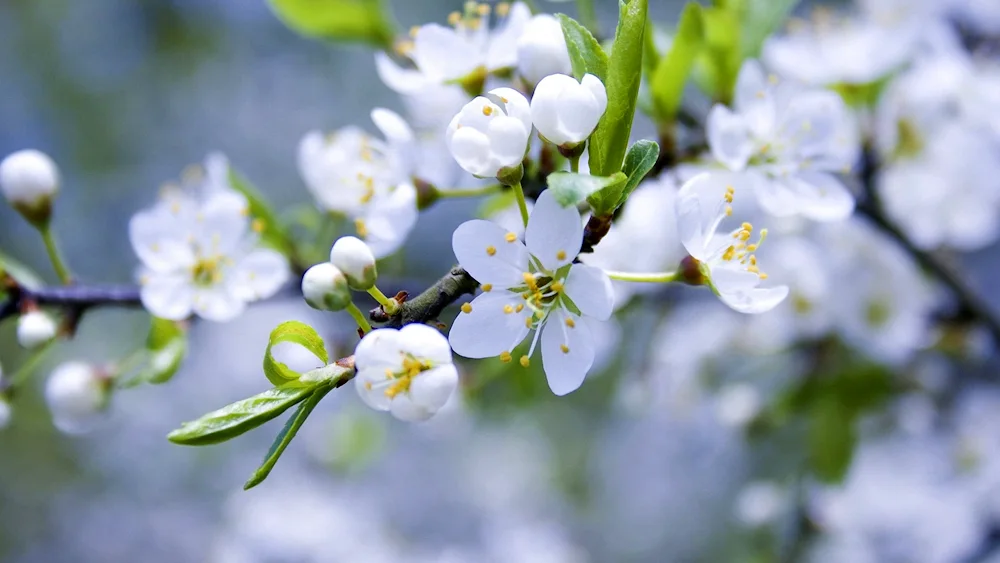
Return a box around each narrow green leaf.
[244,385,333,489]
[557,14,608,81]
[546,172,626,209]
[267,0,396,48]
[228,167,294,256]
[740,0,799,58]
[588,0,648,177]
[264,321,330,387]
[615,140,660,208]
[651,2,704,119]
[167,386,314,446]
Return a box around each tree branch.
[0,283,143,323]
[370,266,479,328]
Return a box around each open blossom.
[375,2,530,95]
[130,160,289,322]
[446,87,532,178]
[707,60,858,222]
[530,73,607,147]
[677,172,789,314]
[516,14,573,86]
[354,324,459,422]
[449,189,613,395]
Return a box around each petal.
[540,310,595,396]
[192,191,250,255]
[371,108,414,145]
[720,285,790,314]
[398,323,452,365]
[675,172,747,259]
[355,328,404,370]
[734,59,768,115]
[361,183,419,258]
[448,126,494,177]
[487,115,530,168]
[227,249,289,302]
[452,219,530,287]
[140,273,194,321]
[486,1,532,70]
[448,291,531,359]
[530,74,574,144]
[710,263,761,293]
[192,288,246,322]
[525,189,583,270]
[753,176,804,217]
[374,52,428,94]
[556,82,602,143]
[390,393,434,422]
[355,368,391,411]
[563,264,614,320]
[790,172,855,221]
[581,74,608,116]
[707,105,753,171]
[408,364,459,412]
[413,24,481,81]
[489,87,532,132]
[129,207,196,272]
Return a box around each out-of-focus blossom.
[45,361,110,434]
[16,310,57,349]
[516,14,573,86]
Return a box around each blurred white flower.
[450,189,613,395]
[516,14,573,86]
[330,236,378,290]
[706,60,858,222]
[298,109,419,258]
[130,184,288,322]
[734,481,787,527]
[16,310,57,349]
[676,172,789,314]
[530,73,607,147]
[0,149,60,224]
[45,361,109,434]
[446,87,532,178]
[354,324,459,422]
[714,383,761,428]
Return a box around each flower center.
[379,354,435,399]
[191,257,224,287]
[719,221,770,280]
[510,266,567,330]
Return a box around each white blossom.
[449,189,614,395]
[0,149,59,223]
[45,361,109,434]
[734,481,788,527]
[130,162,289,322]
[676,172,789,314]
[706,60,858,222]
[446,87,532,178]
[300,262,351,312]
[298,109,419,258]
[516,14,573,86]
[714,383,762,428]
[16,310,57,349]
[329,236,377,290]
[354,323,458,422]
[530,73,608,147]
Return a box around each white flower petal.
[371,108,414,145]
[140,272,194,321]
[413,24,481,81]
[361,182,419,258]
[541,311,595,396]
[563,264,614,320]
[374,52,428,94]
[525,189,583,270]
[789,172,855,222]
[753,176,804,217]
[707,105,753,171]
[453,219,530,287]
[675,172,748,259]
[557,81,602,143]
[448,125,494,177]
[448,291,531,358]
[581,73,608,116]
[228,249,289,302]
[408,364,459,412]
[129,207,196,272]
[355,368,392,411]
[486,1,532,71]
[355,328,404,370]
[390,392,434,422]
[529,74,566,143]
[487,116,529,167]
[192,190,250,255]
[398,323,452,365]
[720,285,790,314]
[192,288,246,322]
[489,87,532,132]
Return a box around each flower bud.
[16,310,58,349]
[446,87,532,178]
[516,14,573,86]
[44,362,110,434]
[301,262,352,311]
[0,149,60,226]
[330,236,378,290]
[530,73,608,147]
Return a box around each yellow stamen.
[482,105,494,116]
[447,11,461,25]
[461,303,473,314]
[482,283,493,292]
[252,218,265,233]
[551,281,564,293]
[519,355,530,368]
[477,3,490,16]
[496,2,510,16]
[503,304,514,314]
[365,381,373,390]
[560,344,570,354]
[556,250,567,261]
[523,272,537,289]
[565,317,576,328]
[355,218,368,238]
[486,245,497,256]
[524,317,533,328]
[515,303,524,313]
[409,25,420,37]
[500,351,512,363]
[505,232,517,243]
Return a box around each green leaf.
[477,190,517,219]
[740,0,799,58]
[651,2,704,119]
[228,167,295,256]
[588,0,648,177]
[557,14,608,82]
[167,385,314,446]
[244,384,333,489]
[264,321,330,387]
[138,338,187,385]
[616,140,660,208]
[546,172,627,210]
[694,5,742,103]
[267,0,396,48]
[146,316,183,350]
[808,398,856,483]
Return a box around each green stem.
[511,181,530,227]
[604,270,680,283]
[9,339,57,387]
[435,184,503,199]
[39,225,72,284]
[570,155,581,173]
[346,302,373,334]
[367,285,399,315]
[576,0,599,36]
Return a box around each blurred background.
[2,0,1000,562]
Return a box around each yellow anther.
[500,96,509,103]
[521,292,531,299]
[738,230,751,241]
[482,105,494,116]
[725,206,733,217]
[750,255,757,265]
[551,281,564,293]
[496,2,510,16]
[150,242,161,253]
[384,368,394,379]
[365,381,373,390]
[252,218,266,233]
[535,310,545,320]
[139,274,150,285]
[746,244,758,252]
[741,222,753,231]
[240,206,250,217]
[560,344,570,354]
[477,3,491,15]
[503,304,514,314]
[360,148,374,161]
[409,25,420,37]
[482,283,493,292]
[756,90,766,99]
[747,264,760,274]
[355,218,368,238]
[722,246,736,261]
[556,250,567,261]
[461,303,473,314]
[505,232,517,243]
[768,74,779,85]
[486,245,497,256]
[760,228,769,240]
[500,351,512,363]
[523,272,537,289]
[524,317,533,328]
[394,40,415,56]
[447,11,462,25]
[171,202,182,215]
[515,303,524,313]
[519,355,530,368]
[565,317,576,328]
[759,273,769,280]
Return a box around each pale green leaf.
[167,386,314,446]
[557,14,608,81]
[546,172,626,210]
[263,320,330,387]
[651,2,704,119]
[615,140,660,208]
[267,0,396,48]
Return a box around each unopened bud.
[330,236,377,290]
[0,150,60,227]
[17,310,58,349]
[301,262,352,311]
[44,362,110,435]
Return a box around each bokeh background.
[3,0,1000,562]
